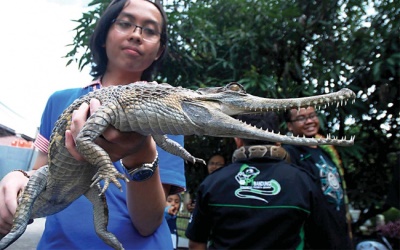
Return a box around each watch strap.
[121,153,159,182]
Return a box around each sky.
[0,0,93,138]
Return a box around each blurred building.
[0,102,38,179]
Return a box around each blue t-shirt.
[164,206,177,234]
[35,85,185,249]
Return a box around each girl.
[0,0,185,249]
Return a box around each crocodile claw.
[90,166,129,194]
[193,158,206,165]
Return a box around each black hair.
[236,112,280,145]
[207,153,226,165]
[89,0,168,81]
[283,109,293,123]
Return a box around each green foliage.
[65,0,399,211]
[64,0,106,71]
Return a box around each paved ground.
[4,218,189,249]
[177,237,189,249]
[7,218,45,250]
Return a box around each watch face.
[132,168,154,181]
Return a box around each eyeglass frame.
[290,112,318,123]
[111,18,161,43]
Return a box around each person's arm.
[185,188,211,249]
[0,171,30,234]
[0,150,48,234]
[186,199,196,213]
[66,99,168,235]
[304,181,334,249]
[188,240,207,250]
[123,137,167,236]
[126,172,167,235]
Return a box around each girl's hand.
[0,170,31,234]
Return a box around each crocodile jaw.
[181,86,355,146]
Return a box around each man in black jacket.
[186,112,338,249]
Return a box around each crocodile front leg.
[153,135,205,165]
[89,157,129,193]
[84,184,124,250]
[75,110,129,194]
[0,166,48,249]
[76,136,128,193]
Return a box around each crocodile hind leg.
[84,184,124,250]
[0,166,48,250]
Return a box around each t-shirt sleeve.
[34,88,89,153]
[303,179,332,249]
[157,135,186,194]
[34,93,63,153]
[185,188,211,243]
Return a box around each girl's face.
[105,0,164,78]
[166,194,181,210]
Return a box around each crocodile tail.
[0,167,48,250]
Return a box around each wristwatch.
[121,153,159,182]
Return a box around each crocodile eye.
[226,82,246,93]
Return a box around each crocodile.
[0,81,355,250]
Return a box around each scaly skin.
[0,81,356,250]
